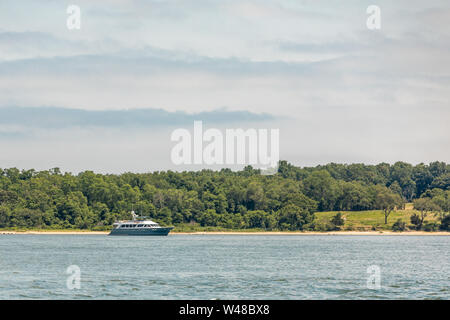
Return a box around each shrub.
[325,222,338,231]
[330,212,345,230]
[440,215,450,231]
[311,222,337,232]
[423,222,439,232]
[311,222,327,232]
[345,224,355,231]
[410,213,421,230]
[392,219,406,232]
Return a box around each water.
[0,235,449,299]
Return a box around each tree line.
[0,161,449,231]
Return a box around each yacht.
[109,211,173,236]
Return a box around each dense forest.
[0,161,449,231]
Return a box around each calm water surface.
[0,235,449,299]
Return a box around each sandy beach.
[1,230,449,235]
[0,231,110,235]
[174,231,450,236]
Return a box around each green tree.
[439,215,450,231]
[413,197,441,230]
[302,170,340,211]
[373,186,403,224]
[156,207,172,225]
[330,212,345,230]
[277,204,314,231]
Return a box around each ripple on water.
[1,234,449,299]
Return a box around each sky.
[0,0,449,173]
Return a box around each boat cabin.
[113,220,161,229]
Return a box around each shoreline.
[1,230,449,236]
[174,231,450,236]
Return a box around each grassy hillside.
[314,203,440,231]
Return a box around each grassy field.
[314,203,440,231]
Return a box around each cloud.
[0,31,123,61]
[0,106,274,133]
[0,0,449,172]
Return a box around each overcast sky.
[0,0,449,173]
